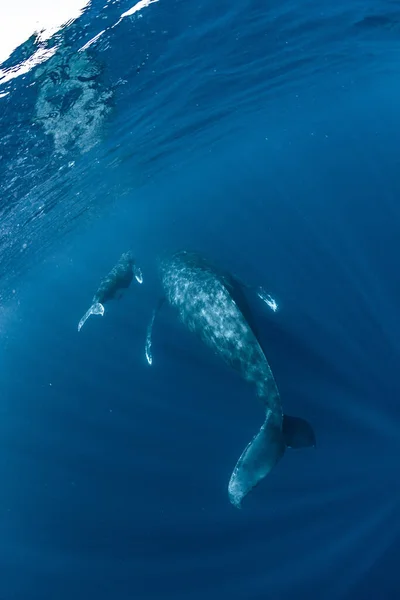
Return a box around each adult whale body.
[149,250,315,508]
[78,251,143,332]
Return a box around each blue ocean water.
[1,0,400,598]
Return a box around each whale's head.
[121,250,134,266]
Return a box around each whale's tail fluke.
[77,302,105,332]
[228,413,315,508]
[228,414,286,509]
[282,414,316,449]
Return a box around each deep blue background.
[1,1,400,598]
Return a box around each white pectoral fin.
[145,309,156,365]
[228,415,285,509]
[256,287,278,312]
[134,265,143,284]
[77,302,104,332]
[233,274,278,313]
[144,297,165,365]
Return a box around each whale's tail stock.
[228,413,315,508]
[77,302,105,332]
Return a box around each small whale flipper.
[256,286,278,312]
[145,297,165,365]
[77,302,105,332]
[145,310,156,365]
[228,415,286,509]
[232,274,278,313]
[134,265,143,284]
[282,414,316,449]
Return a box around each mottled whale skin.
[159,250,315,508]
[93,251,136,305]
[78,251,142,331]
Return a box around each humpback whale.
[146,250,315,508]
[78,251,143,332]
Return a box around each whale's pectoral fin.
[232,275,278,313]
[228,415,286,509]
[134,265,143,284]
[145,297,165,365]
[282,414,316,449]
[256,286,278,312]
[77,302,105,332]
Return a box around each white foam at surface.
[0,0,91,64]
[120,0,159,19]
[0,46,58,85]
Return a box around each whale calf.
[147,250,315,507]
[78,250,143,331]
